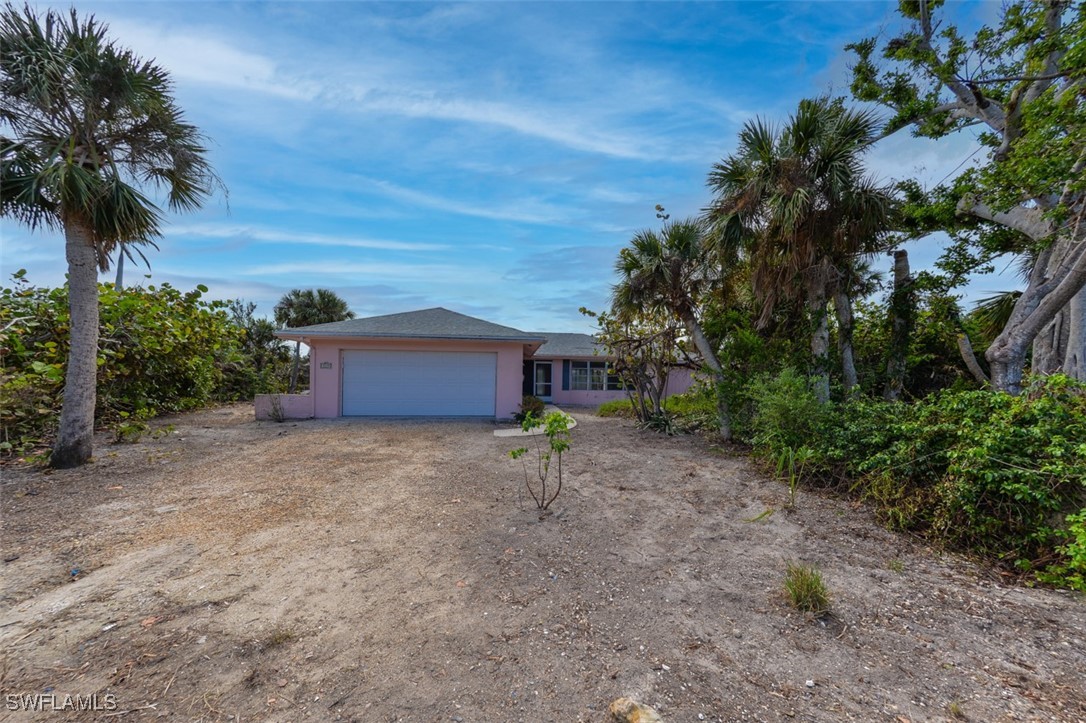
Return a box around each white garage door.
[341,350,497,416]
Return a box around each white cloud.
[104,18,318,101]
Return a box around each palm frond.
[971,291,1022,341]
[1,3,222,254]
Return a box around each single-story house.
[257,307,692,420]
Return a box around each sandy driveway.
[1,405,1084,722]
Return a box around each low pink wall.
[307,337,525,419]
[254,393,314,420]
[550,388,627,406]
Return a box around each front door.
[533,361,553,401]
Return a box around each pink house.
[258,307,692,420]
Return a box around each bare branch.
[0,316,33,333]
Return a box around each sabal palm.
[274,288,355,393]
[1,5,219,467]
[612,218,732,440]
[706,97,892,400]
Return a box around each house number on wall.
[320,362,333,369]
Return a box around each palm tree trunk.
[51,220,99,468]
[833,288,858,397]
[883,249,913,401]
[289,341,302,394]
[679,310,731,440]
[808,290,831,404]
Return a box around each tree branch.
[958,196,1055,241]
[957,332,990,384]
[1015,241,1086,343]
[915,1,1007,133]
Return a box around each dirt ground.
[1,405,1084,723]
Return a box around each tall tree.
[848,0,1085,392]
[273,288,354,393]
[0,4,220,468]
[612,218,733,440]
[706,97,894,402]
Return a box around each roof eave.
[273,331,546,344]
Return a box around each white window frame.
[571,361,620,391]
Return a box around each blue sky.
[2,1,1005,333]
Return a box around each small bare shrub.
[508,411,572,513]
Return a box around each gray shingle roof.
[531,332,605,358]
[276,307,546,342]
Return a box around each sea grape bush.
[740,371,1086,591]
[1,273,281,458]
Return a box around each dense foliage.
[642,372,1086,592]
[0,274,288,459]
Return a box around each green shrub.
[597,398,635,417]
[747,368,829,452]
[1037,511,1086,592]
[931,377,1086,566]
[734,369,1085,590]
[663,388,718,431]
[822,376,1084,588]
[597,390,716,431]
[515,394,546,423]
[0,274,273,457]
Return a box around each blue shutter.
[562,360,570,391]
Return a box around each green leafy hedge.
[745,370,1086,591]
[1,274,281,458]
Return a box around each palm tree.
[612,218,732,440]
[706,98,893,402]
[0,4,220,468]
[274,288,355,393]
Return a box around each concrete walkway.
[493,405,577,437]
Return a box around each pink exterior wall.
[254,393,314,420]
[664,367,695,397]
[307,337,526,419]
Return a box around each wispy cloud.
[355,90,651,160]
[167,224,447,252]
[242,260,497,282]
[105,19,318,101]
[353,176,571,225]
